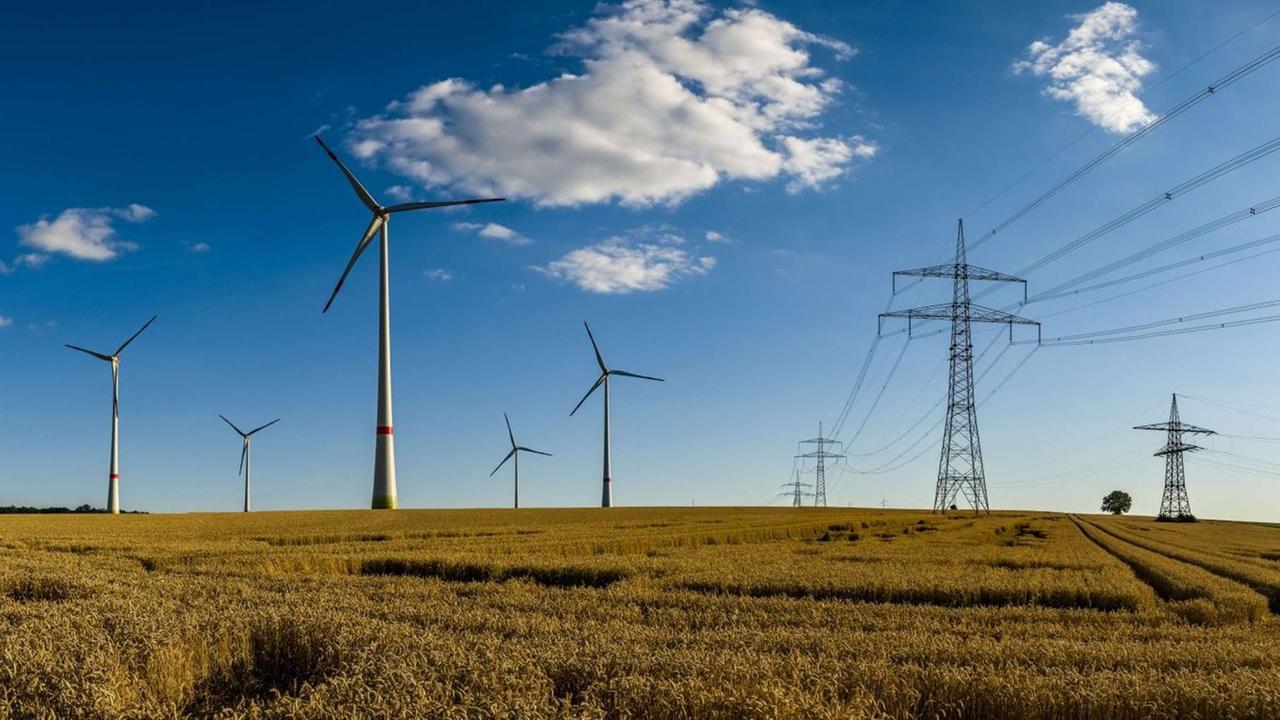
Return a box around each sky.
[2,0,1280,519]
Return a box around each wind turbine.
[314,135,503,510]
[489,413,551,509]
[570,322,663,508]
[219,415,281,512]
[65,315,157,514]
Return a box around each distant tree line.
[0,505,147,514]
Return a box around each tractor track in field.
[1077,515,1280,613]
[1068,515,1192,605]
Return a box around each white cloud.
[116,204,156,222]
[16,205,155,263]
[1014,2,1156,133]
[187,242,211,253]
[14,253,48,269]
[385,184,413,201]
[0,315,11,329]
[451,221,532,246]
[423,268,455,282]
[535,232,716,293]
[347,0,870,207]
[705,230,726,242]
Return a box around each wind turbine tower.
[570,322,664,508]
[489,413,551,508]
[65,315,156,514]
[315,136,503,509]
[219,416,281,512]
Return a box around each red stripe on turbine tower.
[377,426,394,435]
[110,473,119,479]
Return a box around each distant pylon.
[1134,393,1215,521]
[879,220,1040,515]
[780,468,813,507]
[798,422,844,507]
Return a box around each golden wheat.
[0,507,1276,718]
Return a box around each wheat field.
[1,507,1278,718]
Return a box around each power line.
[1045,297,1280,342]
[969,43,1280,254]
[964,7,1280,219]
[854,341,1037,476]
[849,332,1005,458]
[1031,193,1280,301]
[1039,231,1280,301]
[1029,311,1280,346]
[971,135,1280,300]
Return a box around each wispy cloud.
[423,268,455,282]
[347,0,873,207]
[187,241,211,253]
[451,222,531,246]
[1014,2,1156,133]
[535,228,715,294]
[15,204,155,264]
[0,315,11,329]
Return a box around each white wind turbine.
[489,412,551,509]
[219,415,281,512]
[315,136,503,510]
[65,315,157,514]
[570,322,663,508]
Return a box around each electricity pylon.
[879,220,1040,515]
[780,468,813,507]
[1134,393,1214,521]
[798,422,844,507]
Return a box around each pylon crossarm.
[893,263,1025,284]
[1134,422,1216,434]
[1155,442,1204,456]
[881,303,1038,326]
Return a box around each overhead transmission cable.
[964,7,1280,219]
[968,43,1280,254]
[1027,311,1280,346]
[970,135,1280,304]
[1031,193,1280,301]
[848,330,1004,458]
[853,340,1034,474]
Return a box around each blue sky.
[3,0,1280,519]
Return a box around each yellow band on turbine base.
[371,495,397,510]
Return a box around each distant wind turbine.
[314,135,504,510]
[219,415,281,512]
[570,322,663,508]
[65,315,157,514]
[489,413,551,509]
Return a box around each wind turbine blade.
[517,447,552,457]
[489,448,517,477]
[610,369,664,382]
[247,418,281,436]
[315,136,380,213]
[219,414,247,436]
[583,322,606,372]
[323,215,384,313]
[504,412,515,448]
[385,198,504,213]
[570,374,606,416]
[65,344,113,362]
[239,440,248,476]
[114,315,157,355]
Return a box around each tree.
[1101,491,1132,515]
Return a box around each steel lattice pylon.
[797,422,844,507]
[879,220,1040,515]
[1134,394,1215,521]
